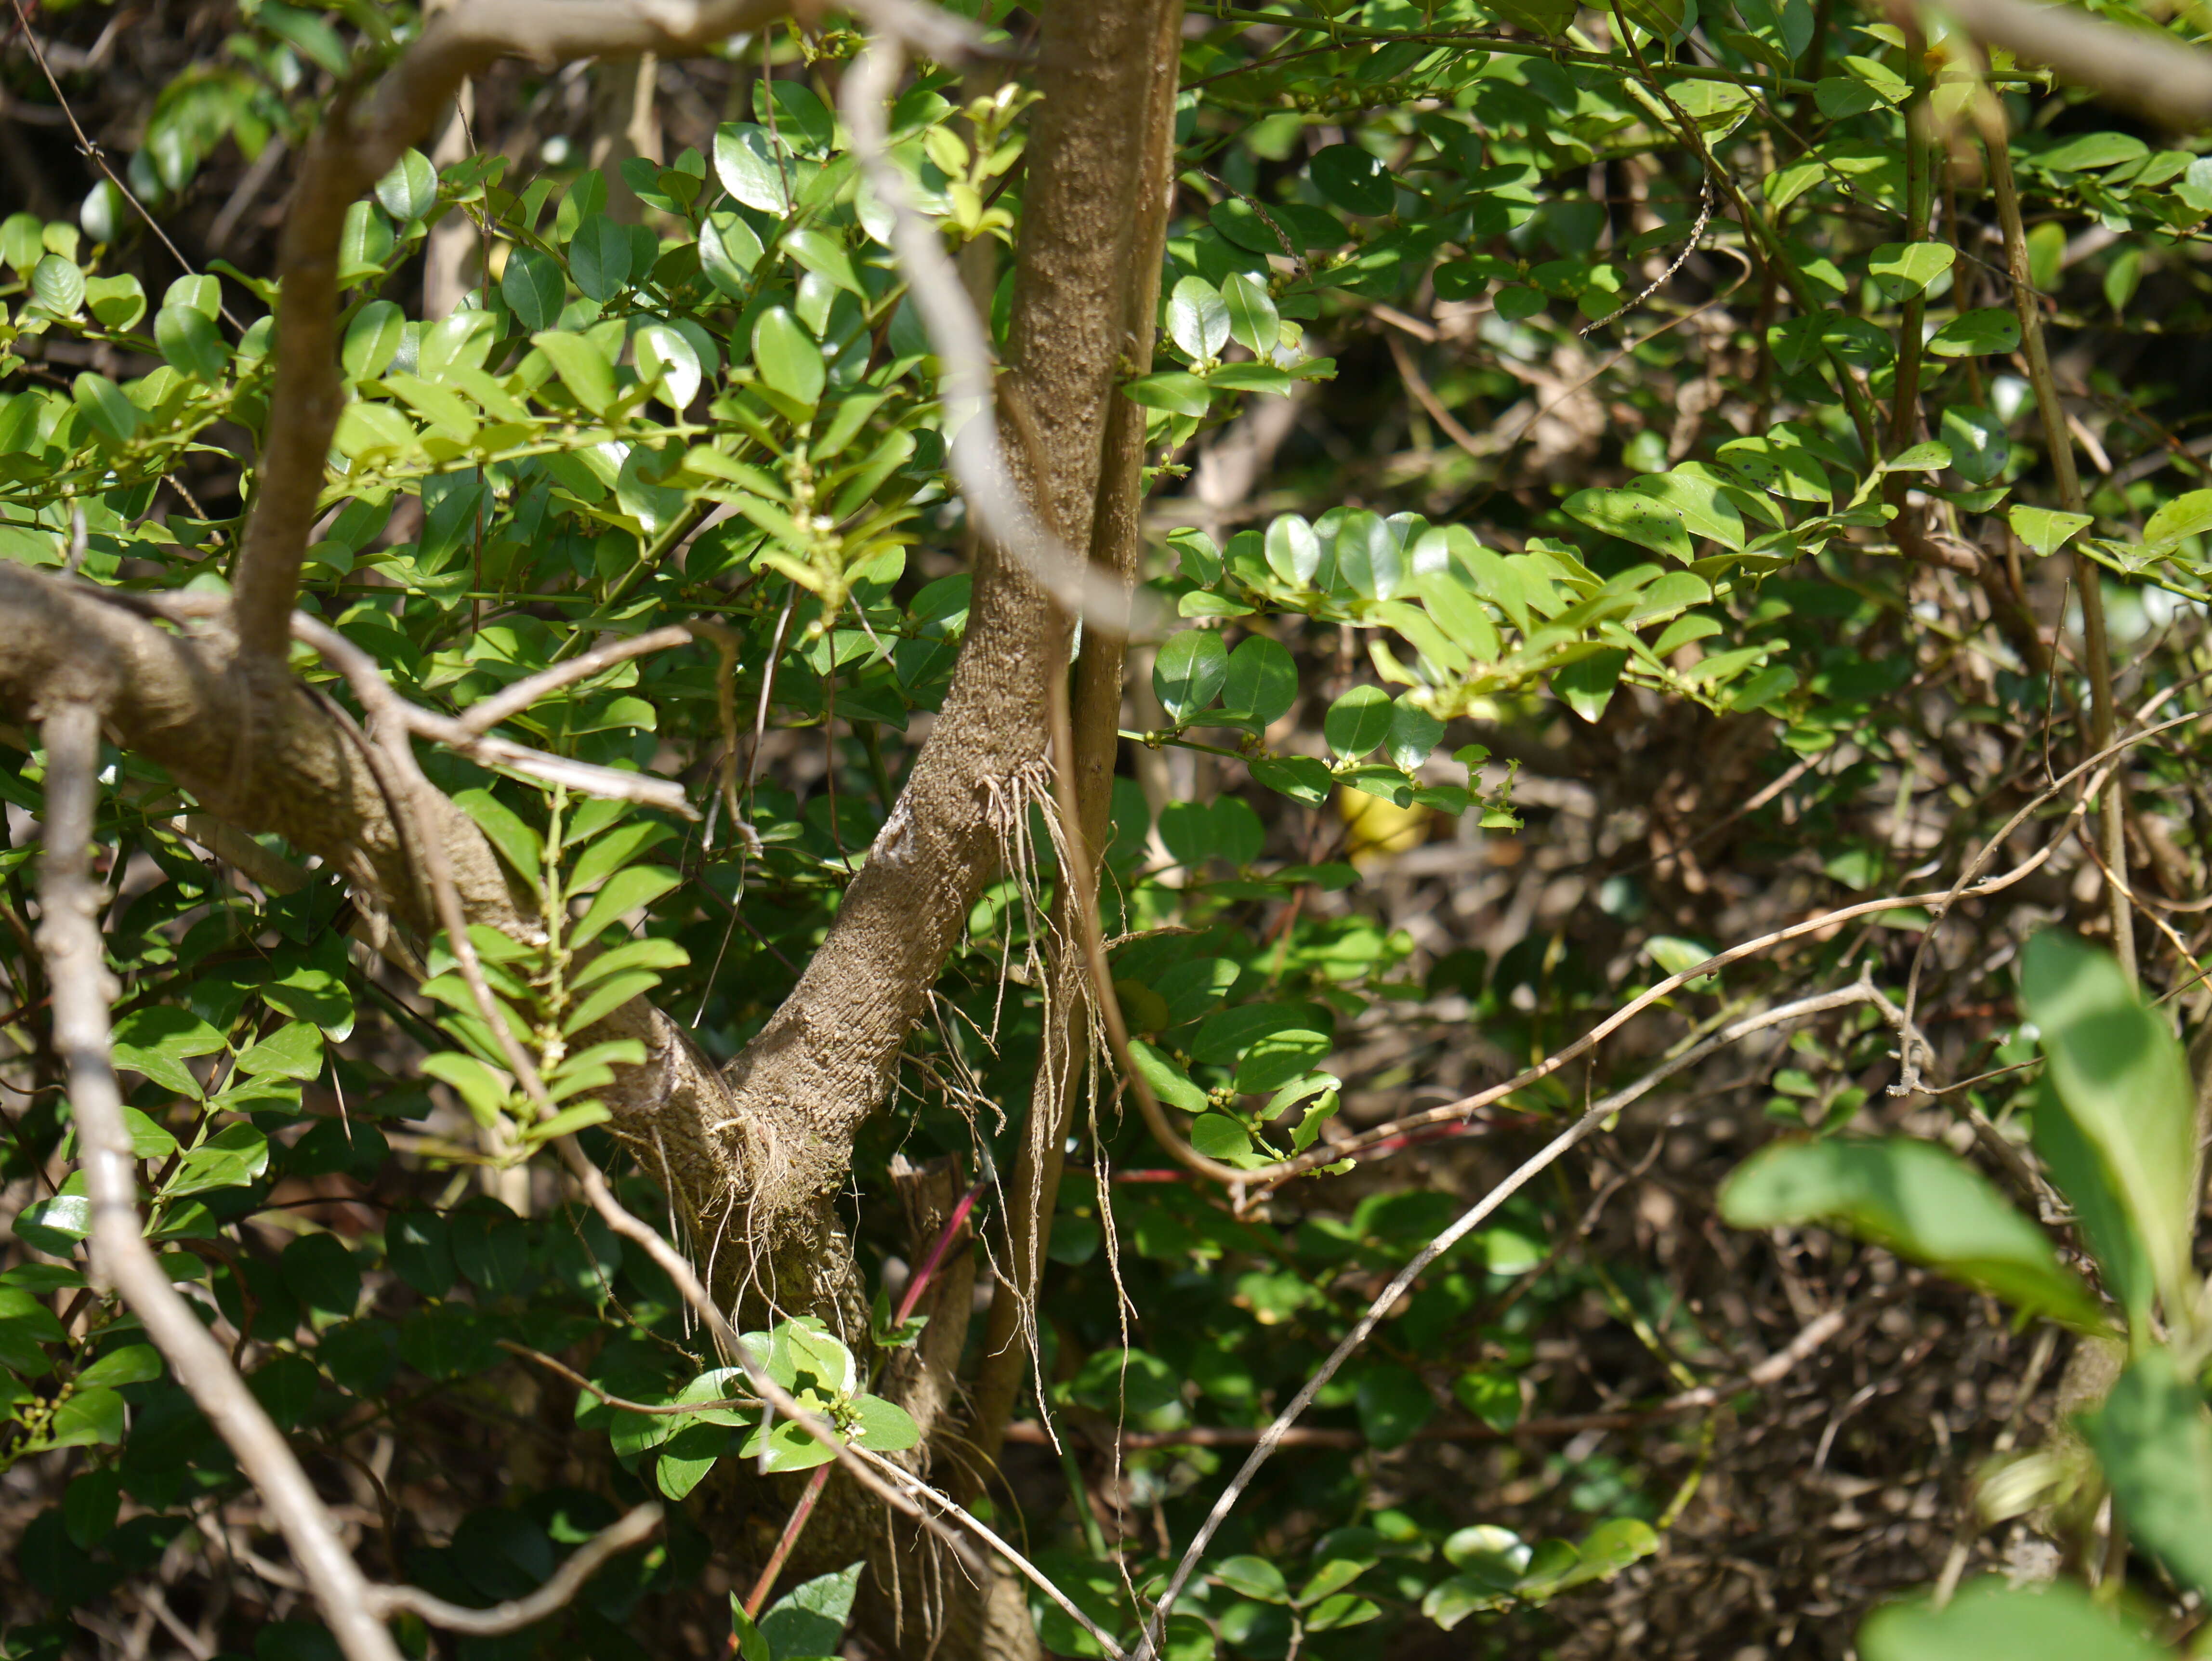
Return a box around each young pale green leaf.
[567,819,671,893]
[1154,629,1227,723]
[1859,1577,2167,1661]
[1882,441,1952,473]
[848,1392,920,1452]
[2021,931,2197,1310]
[2144,488,2212,547]
[422,1052,513,1129]
[1719,1138,2108,1330]
[1214,1556,1291,1604]
[2008,504,2091,557]
[234,1022,323,1081]
[714,123,792,214]
[163,1124,271,1199]
[1129,1039,1210,1111]
[30,253,84,317]
[634,321,701,411]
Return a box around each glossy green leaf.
[500,247,565,333]
[1859,1578,2167,1661]
[2021,931,2196,1308]
[2008,504,2091,557]
[1719,1137,2107,1330]
[1154,629,1228,723]
[532,330,616,414]
[1927,308,2021,358]
[374,149,438,222]
[1324,685,1394,758]
[752,306,824,407]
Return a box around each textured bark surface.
[968,0,1186,1475]
[0,2,1179,1652]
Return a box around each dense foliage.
[7,0,2212,1656]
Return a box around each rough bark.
[968,0,1185,1476]
[709,0,1185,1328]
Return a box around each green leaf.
[74,374,141,444]
[1169,276,1231,363]
[163,1123,271,1198]
[422,1052,512,1129]
[1626,469,1745,550]
[571,865,683,952]
[1223,635,1296,727]
[1565,488,1694,563]
[1335,509,1402,601]
[340,300,403,382]
[13,1191,91,1257]
[849,1392,920,1452]
[701,211,764,297]
[753,306,825,407]
[714,123,793,215]
[2021,931,2197,1309]
[2008,504,2091,557]
[1552,649,1627,724]
[1868,241,1954,301]
[1355,1365,1434,1450]
[501,247,565,333]
[375,149,438,222]
[234,1021,324,1081]
[635,321,702,411]
[1129,1040,1209,1112]
[1310,144,1396,215]
[760,1563,863,1660]
[45,1386,125,1450]
[260,0,350,74]
[453,789,543,888]
[1718,1137,2107,1330]
[1266,514,1322,586]
[2087,1348,2212,1598]
[1883,441,1953,473]
[655,1422,728,1500]
[2030,1076,2152,1329]
[2144,488,2212,547]
[30,253,84,317]
[1154,630,1227,724]
[1221,272,1280,358]
[77,1344,161,1389]
[1940,405,2010,487]
[2038,132,2149,172]
[1859,1578,2168,1661]
[1927,308,2021,358]
[532,330,616,415]
[1324,685,1393,759]
[1125,371,1211,417]
[567,213,632,302]
[1214,1555,1291,1603]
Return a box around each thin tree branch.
[1934,0,2212,129]
[369,1503,662,1634]
[35,699,405,1661]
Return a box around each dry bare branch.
[35,698,406,1661]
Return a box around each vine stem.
[1972,86,2135,986]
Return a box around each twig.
[845,1441,1129,1659]
[1971,81,2133,986]
[1011,1300,1856,1451]
[496,1339,757,1416]
[1935,0,2212,128]
[6,0,242,329]
[35,699,405,1661]
[1279,706,2210,1188]
[458,623,703,734]
[370,1503,662,1635]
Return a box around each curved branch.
[36,700,406,1661]
[370,1503,663,1635]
